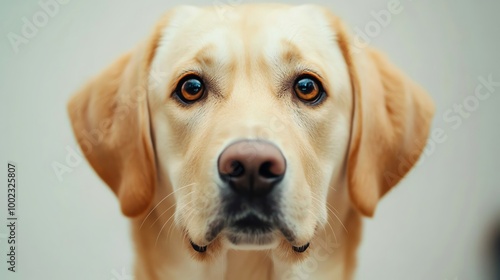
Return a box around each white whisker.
[155,200,195,247]
[140,182,196,229]
[149,190,196,228]
[326,201,348,234]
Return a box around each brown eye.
[176,76,205,103]
[294,76,324,103]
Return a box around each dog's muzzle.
[189,140,310,254]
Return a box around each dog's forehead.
[158,5,338,69]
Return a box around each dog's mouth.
[188,213,311,254]
[231,214,274,234]
[225,214,276,247]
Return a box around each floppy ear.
[334,19,435,216]
[67,17,169,217]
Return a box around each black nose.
[218,140,286,197]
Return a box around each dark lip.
[231,214,274,233]
[205,213,275,242]
[226,230,277,246]
[205,212,298,245]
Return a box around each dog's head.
[68,4,434,260]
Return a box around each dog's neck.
[131,183,361,280]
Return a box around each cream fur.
[68,4,434,280]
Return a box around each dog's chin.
[222,213,281,249]
[224,230,280,250]
[186,213,314,257]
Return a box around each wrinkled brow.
[280,39,305,65]
[269,39,326,90]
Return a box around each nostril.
[258,161,280,179]
[218,140,286,196]
[229,161,245,177]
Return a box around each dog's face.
[68,4,434,261]
[148,5,352,253]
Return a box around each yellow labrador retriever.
[68,4,434,279]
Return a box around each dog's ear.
[333,18,435,217]
[67,16,171,217]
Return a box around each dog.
[68,4,434,279]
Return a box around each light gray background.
[1,0,499,279]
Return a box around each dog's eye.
[294,76,324,103]
[176,76,205,103]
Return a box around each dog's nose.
[218,140,286,197]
